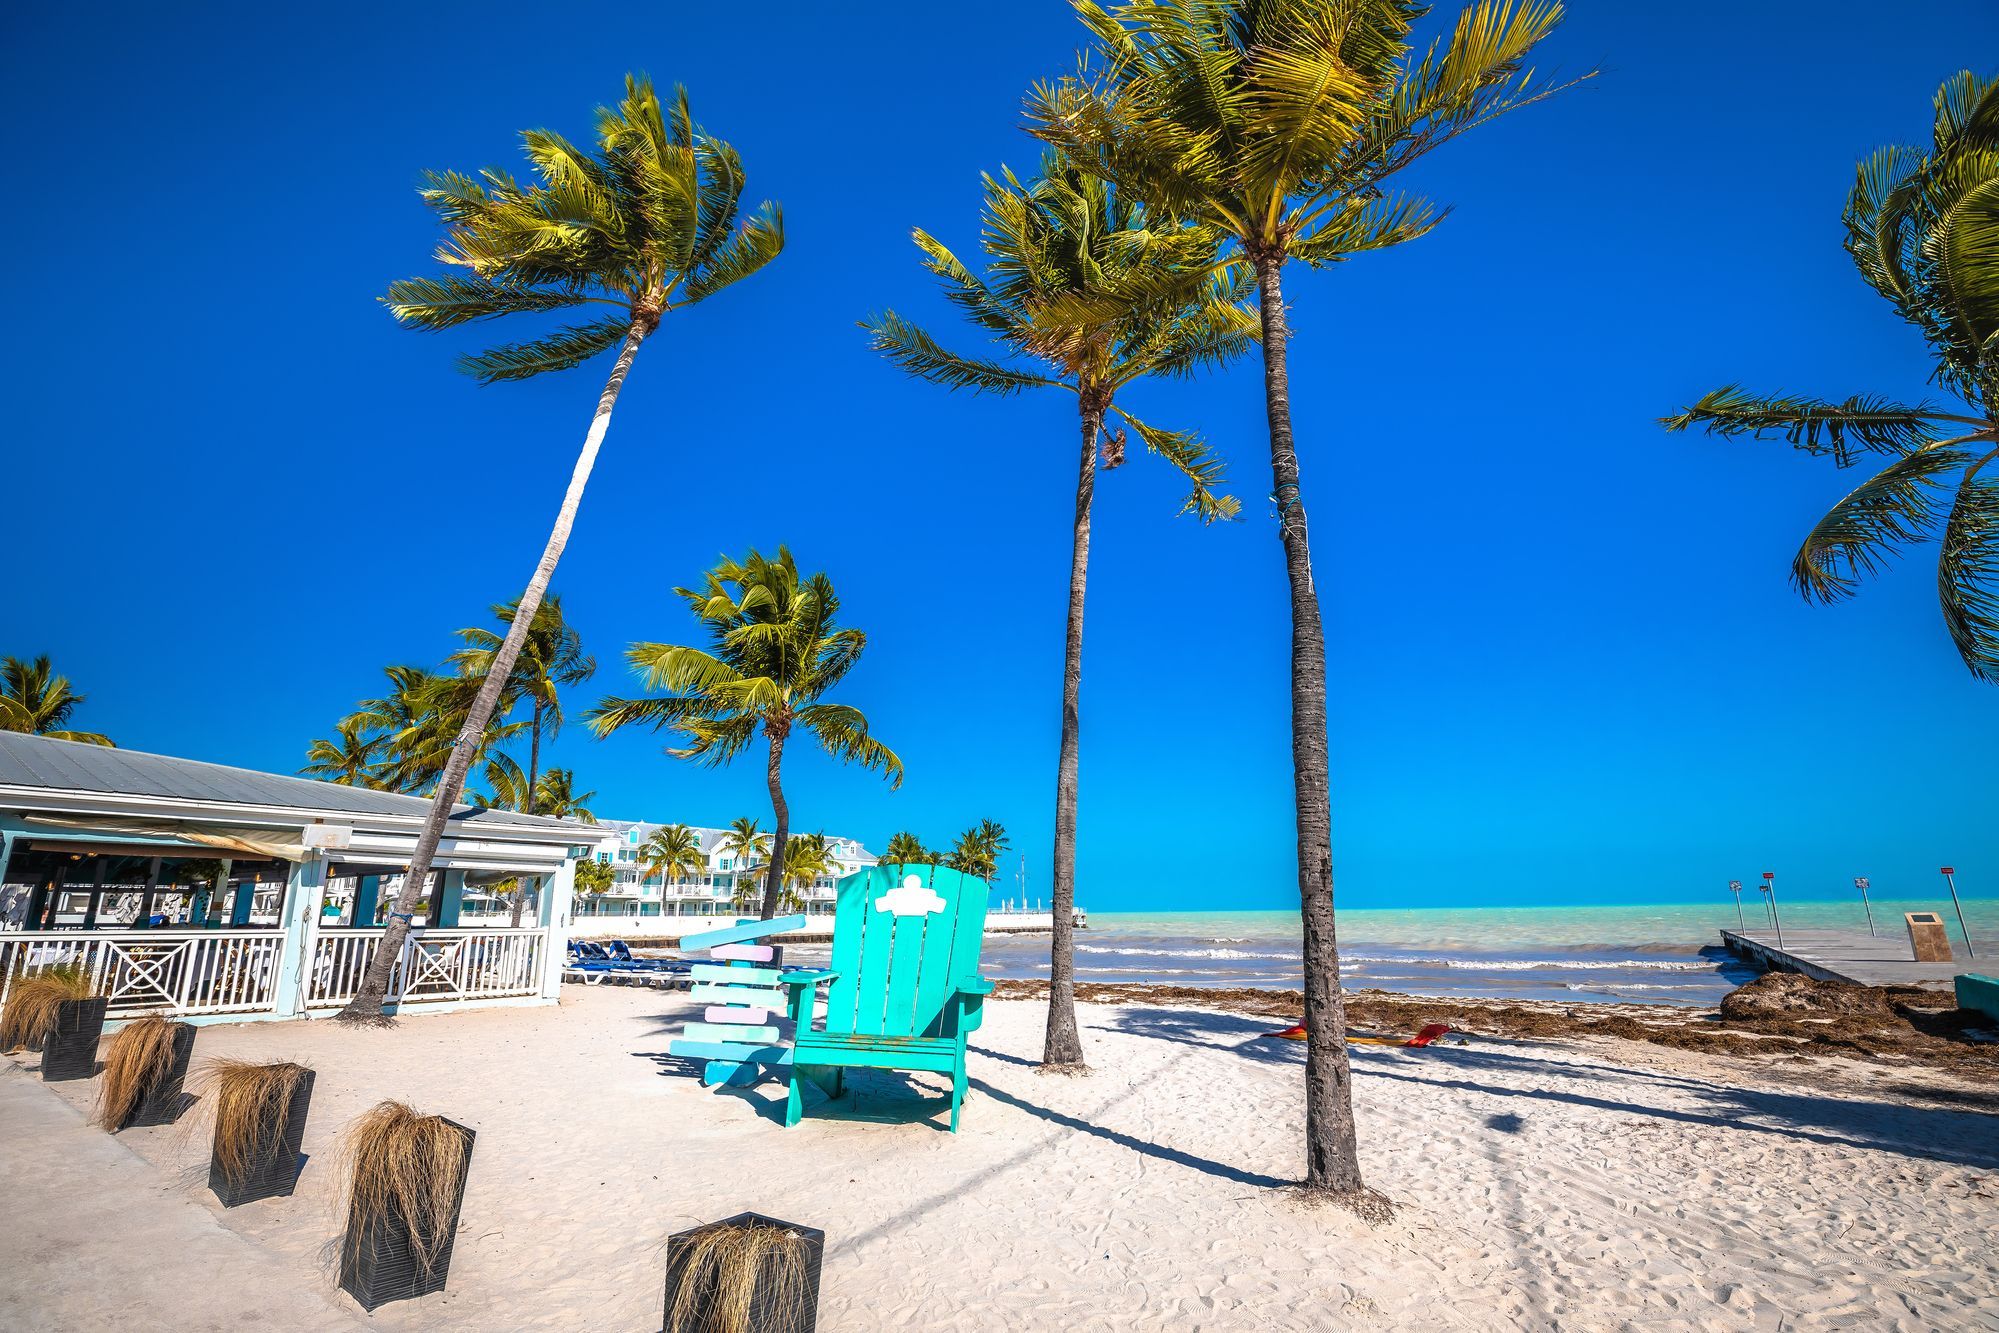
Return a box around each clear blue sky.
[7,2,1997,912]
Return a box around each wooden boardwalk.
[1720,927,1975,992]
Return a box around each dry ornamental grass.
[94,1015,180,1130]
[198,1058,311,1186]
[0,965,94,1051]
[339,1101,470,1276]
[667,1220,812,1333]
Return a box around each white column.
[272,852,325,1018]
[538,858,577,1000]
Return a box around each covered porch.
[0,732,592,1025]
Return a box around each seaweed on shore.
[990,975,1999,1074]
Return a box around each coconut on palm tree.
[588,548,902,919]
[1030,0,1578,1200]
[447,596,596,814]
[1665,72,1999,679]
[338,75,781,1026]
[1,655,113,746]
[867,153,1247,1074]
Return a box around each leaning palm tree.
[447,596,596,814]
[639,824,707,901]
[1030,0,1578,1201]
[0,655,113,745]
[1665,72,1999,679]
[302,717,384,787]
[882,830,928,865]
[588,548,902,918]
[867,151,1246,1074]
[338,75,781,1026]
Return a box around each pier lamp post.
[1761,871,1783,949]
[1853,877,1875,937]
[1940,867,1976,959]
[1727,880,1744,930]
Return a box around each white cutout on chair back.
[874,875,947,918]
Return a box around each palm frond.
[1661,386,1945,465]
[796,704,904,789]
[1792,442,1973,602]
[685,205,783,302]
[1109,404,1240,523]
[863,311,1063,394]
[457,318,630,384]
[381,277,594,330]
[1938,456,1999,680]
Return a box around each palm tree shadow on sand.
[1108,1006,1999,1172]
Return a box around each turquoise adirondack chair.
[780,863,993,1131]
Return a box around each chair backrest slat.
[821,864,989,1039]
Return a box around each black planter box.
[40,997,107,1082]
[122,1022,197,1128]
[662,1211,824,1333]
[208,1068,314,1207]
[338,1118,476,1311]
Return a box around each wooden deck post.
[272,852,324,1018]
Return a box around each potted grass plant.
[662,1212,824,1333]
[200,1058,314,1206]
[92,1015,197,1131]
[336,1101,476,1311]
[0,964,106,1081]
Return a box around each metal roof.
[0,732,587,833]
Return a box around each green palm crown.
[1664,73,1999,679]
[383,74,782,380]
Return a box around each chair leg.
[949,1059,967,1133]
[784,1070,805,1128]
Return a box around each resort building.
[576,820,878,919]
[0,732,593,1024]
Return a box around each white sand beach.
[3,988,1996,1331]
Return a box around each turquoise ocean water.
[975,898,1999,1005]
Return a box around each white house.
[576,820,878,919]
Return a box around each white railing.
[306,928,544,1009]
[0,930,286,1017]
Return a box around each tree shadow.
[968,1077,1290,1189]
[1106,1006,1999,1171]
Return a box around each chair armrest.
[780,969,838,987]
[958,976,994,996]
[947,977,994,1035]
[780,969,835,1026]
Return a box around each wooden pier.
[1720,927,1972,992]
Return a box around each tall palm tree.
[447,595,597,814]
[639,824,707,902]
[302,717,384,786]
[867,153,1247,1074]
[341,665,523,795]
[0,655,113,746]
[468,754,599,923]
[588,548,902,918]
[1030,0,1577,1200]
[882,830,928,865]
[339,75,783,1026]
[1665,73,1999,679]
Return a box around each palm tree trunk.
[336,321,650,1025]
[759,728,790,921]
[1252,253,1363,1196]
[1043,396,1103,1071]
[510,701,544,928]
